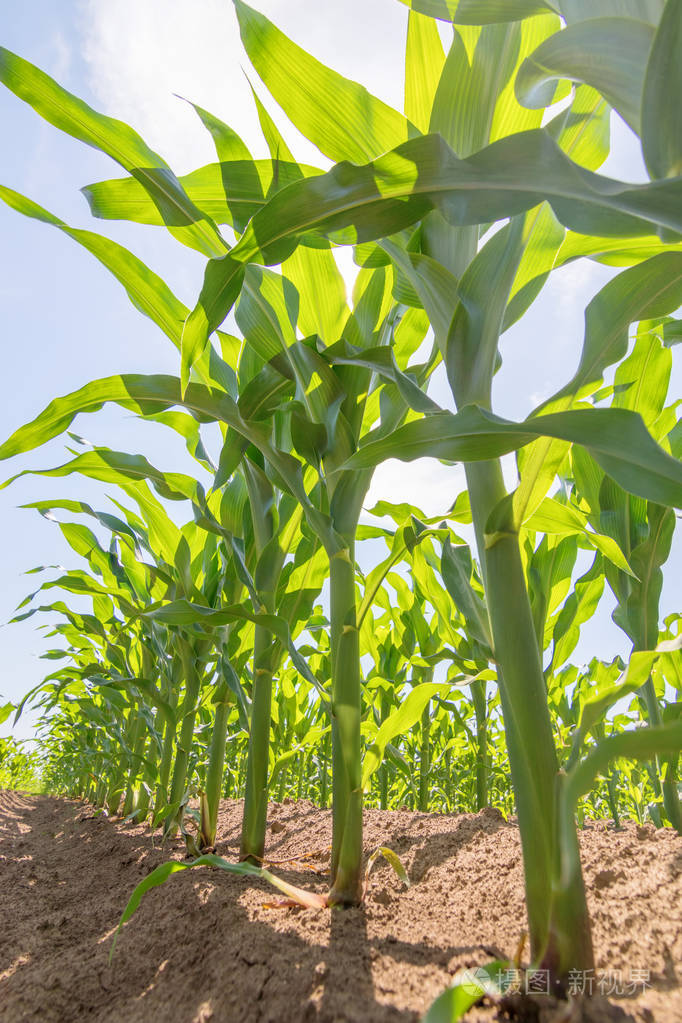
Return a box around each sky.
[1,1,680,742]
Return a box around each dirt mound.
[0,792,679,1022]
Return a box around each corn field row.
[1,0,682,1012]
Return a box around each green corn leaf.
[422,961,511,1022]
[430,29,497,159]
[0,702,15,726]
[611,500,676,649]
[124,678,176,728]
[181,257,246,392]
[514,252,682,527]
[544,84,611,171]
[234,0,412,163]
[491,14,568,142]
[111,853,326,960]
[0,183,240,399]
[349,404,682,510]
[550,557,604,670]
[503,85,611,328]
[515,18,655,133]
[366,499,441,526]
[140,599,329,703]
[182,98,253,163]
[363,682,451,786]
[396,1,553,24]
[642,0,682,178]
[0,185,188,347]
[524,498,636,575]
[83,159,323,235]
[440,539,493,654]
[17,570,133,610]
[572,636,682,754]
[528,535,578,650]
[0,47,226,258]
[323,339,441,416]
[431,16,561,161]
[503,204,566,331]
[402,88,607,340]
[281,247,348,344]
[364,846,410,889]
[567,718,682,810]
[144,410,216,471]
[378,241,460,345]
[555,229,682,268]
[405,10,446,132]
[117,482,183,565]
[0,373,333,544]
[236,265,299,363]
[228,535,261,608]
[558,1,664,23]
[56,519,108,564]
[358,521,451,628]
[247,78,297,165]
[269,725,329,785]
[612,331,672,433]
[408,1,662,28]
[445,217,526,406]
[543,230,682,409]
[232,130,682,247]
[182,129,682,381]
[2,449,202,505]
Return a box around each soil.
[1,792,680,1023]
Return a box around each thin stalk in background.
[240,623,276,862]
[470,679,488,811]
[165,638,202,837]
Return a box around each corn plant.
[2,0,682,1005]
[0,731,41,791]
[190,0,682,984]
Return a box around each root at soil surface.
[0,792,679,1023]
[496,991,636,1022]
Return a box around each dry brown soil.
[0,792,680,1023]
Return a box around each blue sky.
[1,1,680,742]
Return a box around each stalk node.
[484,529,517,549]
